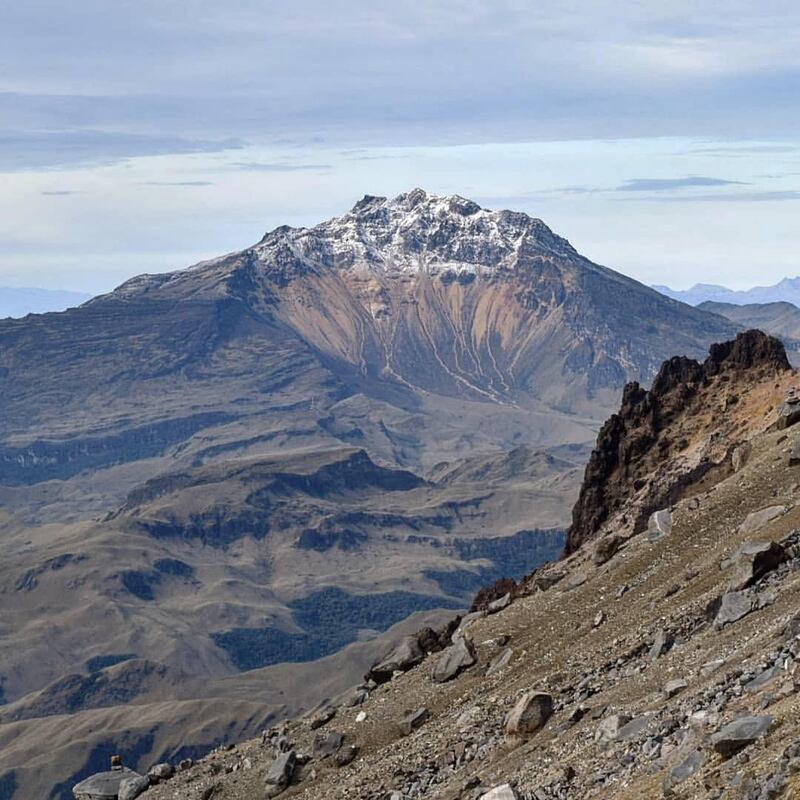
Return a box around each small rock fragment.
[480,784,517,800]
[663,679,688,699]
[649,629,673,661]
[308,706,336,730]
[732,443,752,472]
[399,707,429,736]
[487,647,513,676]
[312,731,345,758]
[663,749,705,794]
[335,745,359,767]
[593,534,624,566]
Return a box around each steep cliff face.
[565,330,792,554]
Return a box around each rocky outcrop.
[565,330,791,554]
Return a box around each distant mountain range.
[0,287,91,318]
[699,300,800,343]
[653,277,800,307]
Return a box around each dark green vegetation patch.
[428,528,565,601]
[0,771,16,800]
[212,587,462,671]
[85,654,137,673]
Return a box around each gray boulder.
[367,635,425,684]
[147,763,174,782]
[118,776,151,800]
[739,506,786,536]
[663,679,688,699]
[312,731,345,758]
[264,750,296,796]
[399,707,429,736]
[487,593,512,614]
[711,715,773,757]
[505,691,553,739]
[724,540,786,591]
[596,714,631,742]
[663,749,705,794]
[615,714,655,741]
[73,767,144,800]
[776,399,800,430]
[714,591,754,629]
[432,637,477,683]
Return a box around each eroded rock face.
[565,330,790,555]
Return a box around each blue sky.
[2,1,800,293]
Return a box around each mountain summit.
[63,189,738,419]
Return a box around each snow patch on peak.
[249,189,578,279]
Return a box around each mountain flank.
[699,301,800,353]
[132,330,800,800]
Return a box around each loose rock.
[504,691,554,739]
[432,637,477,683]
[711,715,773,757]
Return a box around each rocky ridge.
[566,329,792,555]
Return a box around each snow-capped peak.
[253,189,578,277]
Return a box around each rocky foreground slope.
[122,330,800,800]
